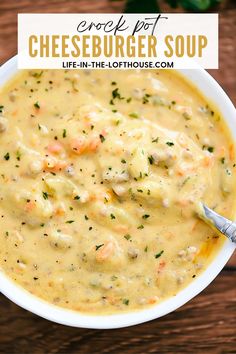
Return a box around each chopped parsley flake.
[66,220,75,224]
[183,112,191,120]
[32,71,43,78]
[129,112,139,118]
[166,141,174,147]
[137,224,144,229]
[155,250,164,259]
[148,155,154,165]
[4,152,10,161]
[62,129,67,138]
[124,234,131,240]
[42,191,48,200]
[142,214,150,219]
[16,150,21,161]
[34,101,40,109]
[142,93,151,104]
[95,244,104,251]
[110,213,116,219]
[122,298,129,305]
[112,88,123,100]
[152,137,159,143]
[207,146,214,153]
[74,195,80,200]
[99,134,105,143]
[110,87,124,104]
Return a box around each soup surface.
[0,69,235,314]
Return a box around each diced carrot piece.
[52,161,68,171]
[148,296,159,304]
[96,241,114,262]
[12,110,18,116]
[202,155,214,168]
[114,225,129,233]
[176,169,184,177]
[47,142,63,154]
[44,158,67,172]
[217,146,226,157]
[229,144,235,161]
[70,137,87,155]
[88,136,101,152]
[24,200,36,212]
[157,260,166,274]
[101,129,108,136]
[55,207,65,216]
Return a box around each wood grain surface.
[0,1,235,353]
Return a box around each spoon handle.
[201,204,236,244]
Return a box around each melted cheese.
[0,69,235,314]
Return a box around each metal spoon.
[199,203,236,244]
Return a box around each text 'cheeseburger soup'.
[0,69,235,314]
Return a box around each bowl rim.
[0,55,235,329]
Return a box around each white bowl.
[0,55,235,329]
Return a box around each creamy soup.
[0,69,235,314]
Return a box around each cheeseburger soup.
[0,69,235,314]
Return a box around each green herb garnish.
[62,129,67,138]
[207,146,214,153]
[42,191,48,200]
[137,224,144,229]
[4,152,10,161]
[34,101,40,109]
[99,134,105,143]
[148,155,154,165]
[16,150,21,161]
[122,298,129,305]
[152,137,159,143]
[166,141,174,147]
[129,112,139,118]
[142,214,150,219]
[124,234,131,240]
[155,250,164,259]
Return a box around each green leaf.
[166,0,178,7]
[179,0,220,11]
[124,0,160,13]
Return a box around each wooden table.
[0,1,235,353]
